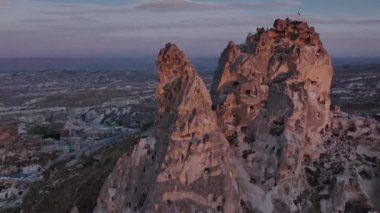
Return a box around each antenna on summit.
[298,10,301,18]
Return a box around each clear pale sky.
[0,0,379,57]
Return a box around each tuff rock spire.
[210,18,334,208]
[95,43,247,212]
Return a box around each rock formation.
[95,19,380,212]
[210,18,334,211]
[95,43,245,212]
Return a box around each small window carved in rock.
[204,167,211,174]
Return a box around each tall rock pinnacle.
[155,43,218,139]
[95,43,245,212]
[211,18,333,191]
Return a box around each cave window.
[304,155,310,163]
[204,167,210,174]
[296,47,300,55]
[276,149,281,157]
[203,134,210,142]
[242,151,247,158]
[261,101,267,108]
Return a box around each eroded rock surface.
[95,19,380,213]
[95,44,245,212]
[210,18,335,211]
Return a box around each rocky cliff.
[94,19,380,212]
[210,18,334,211]
[95,43,245,212]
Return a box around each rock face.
[211,18,332,162]
[95,19,380,212]
[95,44,243,212]
[210,18,334,210]
[325,108,380,212]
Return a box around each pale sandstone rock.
[320,112,380,212]
[211,18,333,210]
[95,43,251,212]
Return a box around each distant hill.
[0,58,155,73]
[0,57,218,73]
[0,57,378,73]
[332,57,380,66]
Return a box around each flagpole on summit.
[296,10,305,22]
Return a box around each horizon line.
[0,56,380,59]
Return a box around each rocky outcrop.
[95,19,380,213]
[323,108,380,212]
[209,18,336,211]
[95,44,248,212]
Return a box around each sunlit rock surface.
[96,43,243,212]
[210,18,334,211]
[95,19,380,213]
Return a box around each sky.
[0,0,379,58]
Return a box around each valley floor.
[0,63,379,211]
